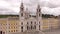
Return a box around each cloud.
[0,0,11,8]
[0,0,60,16]
[0,7,18,15]
[41,7,60,16]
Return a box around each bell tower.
[19,2,25,20]
[19,1,26,32]
[36,4,42,31]
[20,2,24,11]
[36,4,41,20]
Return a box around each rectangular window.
[0,31,2,34]
[29,15,31,17]
[16,27,17,28]
[27,26,28,30]
[21,30,23,32]
[21,26,23,29]
[21,13,23,16]
[39,22,40,24]
[27,22,28,24]
[39,14,40,17]
[39,25,40,30]
[9,27,10,29]
[39,9,41,12]
[21,26,23,32]
[21,22,23,25]
[11,30,13,32]
[35,22,36,24]
[14,27,15,28]
[14,30,15,32]
[34,25,36,29]
[16,23,17,25]
[9,31,10,32]
[31,21,32,24]
[31,26,32,29]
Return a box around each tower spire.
[37,3,41,12]
[36,2,41,19]
[37,0,40,9]
[20,0,24,11]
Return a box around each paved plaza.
[43,29,60,34]
[10,30,45,34]
[10,29,60,34]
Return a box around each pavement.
[9,29,60,34]
[43,29,60,34]
[10,30,45,34]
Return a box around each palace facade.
[0,2,60,34]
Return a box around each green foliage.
[0,15,19,18]
[42,14,54,18]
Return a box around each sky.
[0,0,60,16]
